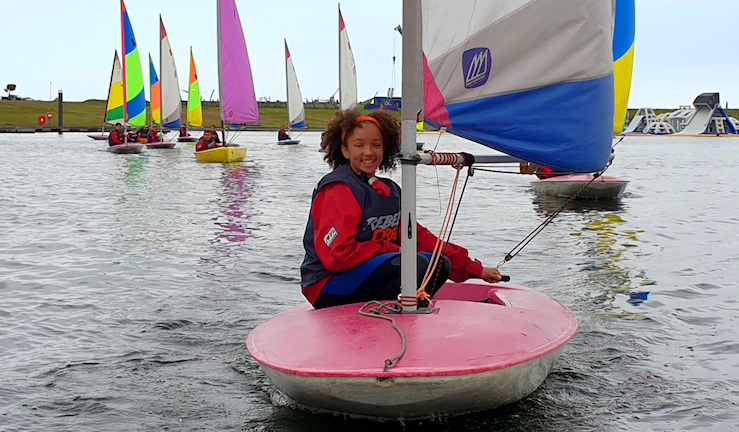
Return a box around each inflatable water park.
[623,93,739,136]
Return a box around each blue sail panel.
[613,0,636,61]
[425,76,614,173]
[163,117,182,128]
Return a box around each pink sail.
[217,0,259,124]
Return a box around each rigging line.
[470,167,530,175]
[420,167,472,294]
[290,130,307,139]
[497,171,607,267]
[444,165,472,248]
[426,128,448,215]
[420,167,461,293]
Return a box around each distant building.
[362,96,401,111]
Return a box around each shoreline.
[0,99,401,131]
[0,125,321,134]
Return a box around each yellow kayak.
[195,146,247,163]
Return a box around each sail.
[338,7,357,110]
[148,54,161,125]
[613,0,635,133]
[121,0,146,127]
[159,16,182,128]
[187,48,203,128]
[217,0,259,124]
[285,40,307,129]
[105,51,124,125]
[422,0,615,173]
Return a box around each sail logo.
[463,48,491,89]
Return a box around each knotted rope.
[358,301,406,371]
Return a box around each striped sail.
[613,0,635,133]
[338,7,357,110]
[285,39,307,129]
[148,53,161,125]
[422,0,615,172]
[121,0,146,127]
[187,47,203,128]
[159,16,182,128]
[217,0,260,124]
[105,51,124,125]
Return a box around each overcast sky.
[2,0,739,109]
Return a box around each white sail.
[159,15,182,128]
[338,6,357,110]
[285,39,307,128]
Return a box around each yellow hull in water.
[195,146,246,163]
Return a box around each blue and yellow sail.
[613,0,636,133]
[121,0,146,127]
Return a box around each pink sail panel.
[217,0,259,124]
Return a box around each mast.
[216,0,226,143]
[337,4,341,110]
[284,39,290,133]
[188,46,192,128]
[399,0,422,311]
[158,14,163,134]
[120,0,128,141]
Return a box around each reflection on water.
[532,194,624,216]
[574,213,654,309]
[119,154,150,188]
[214,164,253,243]
[529,194,652,308]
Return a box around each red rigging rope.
[417,166,463,300]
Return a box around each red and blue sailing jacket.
[108,129,125,145]
[300,164,483,305]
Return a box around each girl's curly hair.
[321,109,401,172]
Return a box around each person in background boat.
[195,130,222,152]
[148,125,162,143]
[179,126,189,137]
[519,162,560,179]
[126,129,139,142]
[301,109,502,309]
[108,123,125,146]
[135,126,150,144]
[278,124,291,141]
[208,124,221,143]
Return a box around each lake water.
[0,132,737,431]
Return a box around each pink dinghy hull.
[145,142,177,149]
[531,174,628,199]
[87,134,108,140]
[106,143,144,154]
[246,281,578,420]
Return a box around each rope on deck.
[358,301,407,372]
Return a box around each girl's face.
[341,122,384,176]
